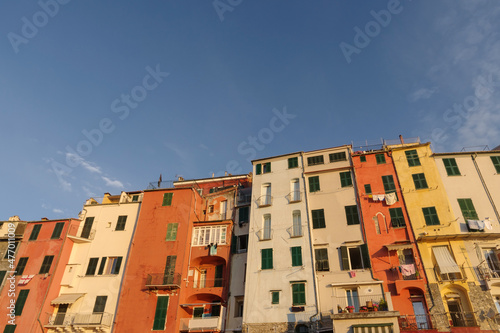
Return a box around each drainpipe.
[36,218,76,332]
[300,152,320,331]
[471,153,500,222]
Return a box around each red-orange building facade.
[352,150,431,326]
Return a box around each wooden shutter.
[15,290,29,315]
[340,246,350,271]
[361,244,371,268]
[153,296,169,330]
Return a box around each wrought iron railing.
[45,312,113,327]
[286,191,302,203]
[68,224,96,240]
[286,225,303,238]
[448,311,476,327]
[434,264,466,282]
[192,278,225,288]
[477,263,500,280]
[257,195,272,207]
[398,314,432,330]
[256,228,273,241]
[145,273,182,288]
[334,295,386,312]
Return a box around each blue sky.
[1,0,499,220]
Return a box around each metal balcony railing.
[193,278,225,289]
[237,194,251,206]
[257,195,272,207]
[286,225,303,238]
[477,263,500,280]
[256,228,273,241]
[145,273,181,289]
[334,295,386,312]
[67,224,95,242]
[287,191,302,203]
[434,265,466,282]
[45,312,113,327]
[448,311,477,327]
[179,312,224,331]
[398,314,432,330]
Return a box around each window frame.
[39,255,54,274]
[93,295,108,313]
[291,282,306,306]
[491,156,500,173]
[329,152,347,162]
[360,155,367,162]
[308,176,320,193]
[345,205,360,225]
[314,248,329,272]
[311,209,326,229]
[307,155,324,166]
[340,171,352,187]
[152,296,169,330]
[192,226,227,246]
[261,248,273,270]
[165,223,179,241]
[105,257,123,275]
[29,224,42,241]
[457,198,479,220]
[443,158,461,176]
[15,289,29,316]
[376,154,386,164]
[15,257,29,275]
[86,258,99,276]
[364,184,372,195]
[162,193,173,206]
[412,173,428,190]
[51,222,65,239]
[115,215,127,231]
[288,157,299,169]
[422,207,440,226]
[405,149,421,167]
[291,246,303,267]
[271,291,280,304]
[389,207,406,228]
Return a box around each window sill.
[289,200,301,204]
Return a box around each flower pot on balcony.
[366,301,373,307]
[348,309,354,313]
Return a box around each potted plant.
[337,305,343,313]
[378,299,388,311]
[360,306,368,312]
[372,303,379,311]
[346,305,355,313]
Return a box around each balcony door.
[200,270,206,288]
[54,304,68,325]
[484,249,500,276]
[81,217,94,239]
[448,301,466,327]
[411,301,429,329]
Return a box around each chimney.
[225,171,228,176]
[178,176,184,181]
[41,217,49,221]
[8,216,20,222]
[399,135,404,144]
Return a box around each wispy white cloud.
[102,176,124,188]
[409,87,438,102]
[164,142,189,161]
[53,208,64,214]
[65,152,102,174]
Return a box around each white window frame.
[192,226,227,246]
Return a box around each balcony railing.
[179,313,224,331]
[390,264,419,280]
[193,278,225,289]
[398,314,432,330]
[286,191,302,203]
[45,312,113,328]
[237,194,251,206]
[257,195,272,207]
[286,225,303,238]
[434,265,466,282]
[256,228,273,241]
[334,295,386,312]
[67,224,95,243]
[145,273,181,289]
[449,311,476,327]
[477,264,500,280]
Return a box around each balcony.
[45,312,113,329]
[145,273,181,290]
[398,314,432,330]
[434,265,466,282]
[256,228,273,241]
[286,225,303,238]
[179,313,224,332]
[286,191,302,203]
[237,191,251,206]
[334,294,386,313]
[67,224,95,243]
[193,278,224,289]
[257,195,272,207]
[449,311,477,327]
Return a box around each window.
[412,173,428,189]
[389,208,405,227]
[443,158,461,176]
[15,258,29,275]
[132,195,139,202]
[345,205,360,225]
[85,258,99,276]
[98,257,107,275]
[0,271,6,286]
[307,155,324,166]
[162,193,173,206]
[288,157,299,169]
[263,214,272,240]
[360,155,366,162]
[105,257,123,275]
[3,325,16,333]
[208,205,214,213]
[340,171,352,187]
[405,149,421,167]
[231,234,248,253]
[364,184,372,194]
[290,179,300,202]
[261,249,273,270]
[15,290,29,316]
[192,226,227,246]
[341,244,370,270]
[51,222,65,239]
[93,295,107,313]
[164,255,176,278]
[238,206,250,224]
[193,307,204,318]
[235,297,244,317]
[330,152,347,162]
[291,247,302,267]
[256,162,271,174]
[271,291,280,304]
[308,176,320,192]
[4,242,18,259]
[29,224,42,241]
[422,207,440,226]
[115,216,127,231]
[376,154,386,164]
[165,223,178,241]
[292,283,306,305]
[153,296,169,330]
[261,183,272,206]
[292,210,302,237]
[81,217,94,239]
[315,249,329,271]
[382,175,396,192]
[373,215,381,234]
[312,209,326,229]
[457,198,479,220]
[491,156,500,173]
[39,256,54,274]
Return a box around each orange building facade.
[0,218,80,333]
[352,149,431,329]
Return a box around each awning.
[385,243,413,251]
[51,293,85,305]
[432,246,461,274]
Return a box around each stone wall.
[468,282,500,331]
[243,322,310,333]
[427,283,450,332]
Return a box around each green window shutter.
[491,156,500,173]
[389,208,405,227]
[264,162,271,173]
[152,296,169,330]
[272,291,279,304]
[0,271,6,285]
[238,207,249,223]
[345,205,360,225]
[4,325,16,333]
[262,249,273,269]
[86,258,99,276]
[93,295,107,313]
[15,258,29,275]
[364,184,372,194]
[256,164,262,175]
[422,207,440,225]
[29,224,42,241]
[340,171,352,187]
[288,157,298,169]
[457,199,479,220]
[291,247,302,267]
[405,149,421,167]
[340,246,350,271]
[39,256,54,274]
[292,283,306,305]
[15,290,29,316]
[51,222,65,239]
[98,257,107,275]
[309,176,320,192]
[116,216,127,231]
[330,152,347,162]
[412,173,428,189]
[360,155,366,162]
[112,257,123,274]
[443,158,461,176]
[312,209,326,229]
[162,193,173,206]
[166,223,178,241]
[231,234,237,254]
[81,217,94,239]
[382,175,396,192]
[307,155,324,166]
[164,255,177,275]
[360,244,371,268]
[315,249,329,271]
[376,154,386,164]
